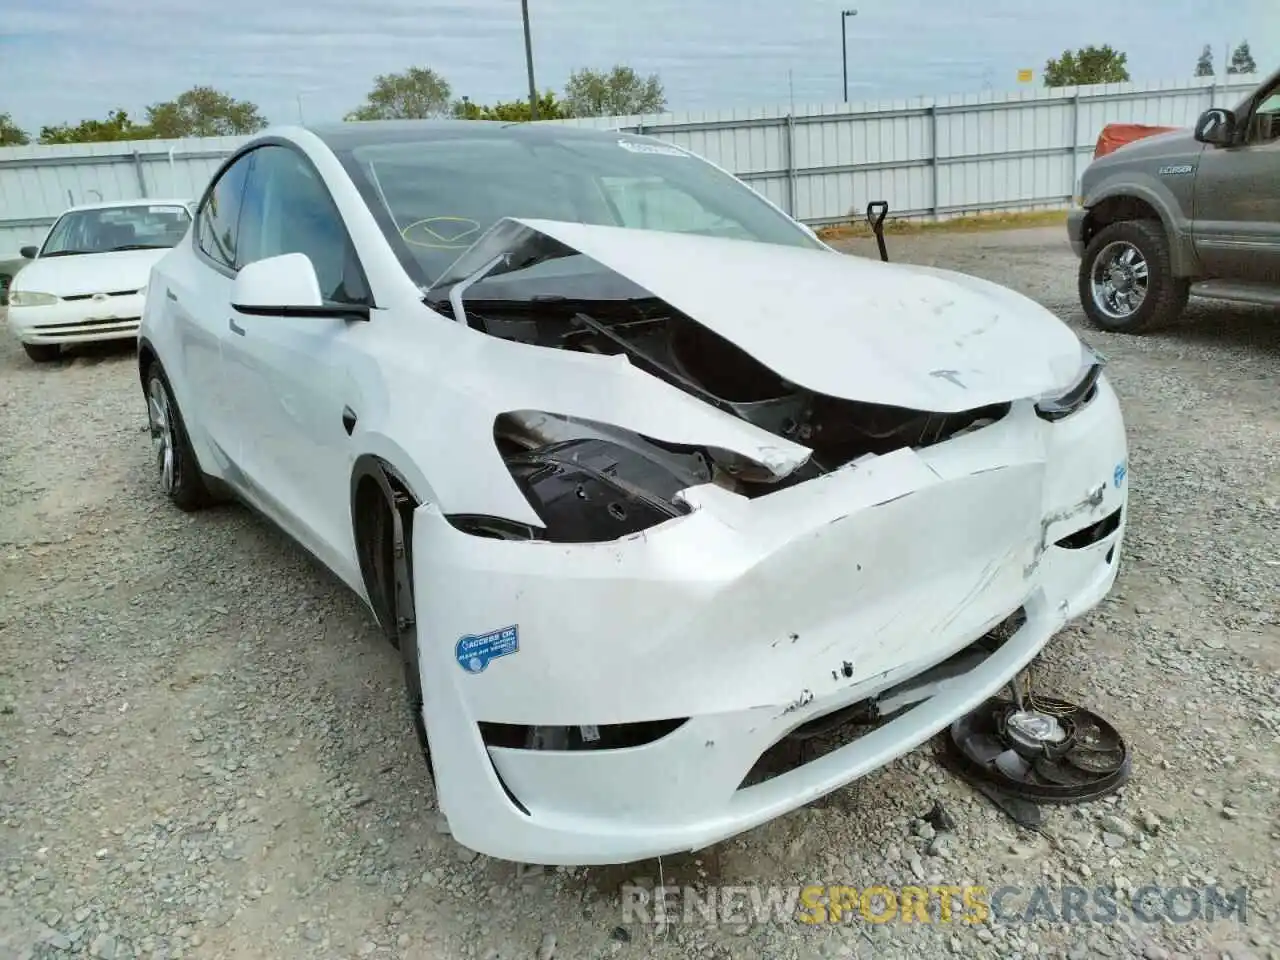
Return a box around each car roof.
[305,119,643,154]
[61,198,192,214]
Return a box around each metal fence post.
[1070,92,1081,195]
[131,150,148,198]
[785,113,797,217]
[929,105,940,219]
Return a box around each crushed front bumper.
[413,378,1129,865]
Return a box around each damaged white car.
[137,121,1129,866]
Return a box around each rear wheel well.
[352,460,417,644]
[1083,196,1163,245]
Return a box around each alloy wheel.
[1089,240,1149,320]
[147,378,176,494]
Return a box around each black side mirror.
[1194,108,1237,146]
[19,246,37,259]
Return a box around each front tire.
[1079,219,1189,333]
[144,363,213,511]
[23,343,61,363]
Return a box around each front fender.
[1082,175,1198,276]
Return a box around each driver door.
[221,144,375,590]
[1192,76,1280,282]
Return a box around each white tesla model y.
[137,121,1129,866]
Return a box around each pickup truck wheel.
[1079,220,1189,333]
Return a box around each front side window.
[197,152,254,269]
[340,133,820,285]
[237,145,368,304]
[1246,83,1280,144]
[39,204,191,258]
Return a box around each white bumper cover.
[7,294,145,345]
[415,378,1129,865]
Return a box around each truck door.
[1192,74,1280,283]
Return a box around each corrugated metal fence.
[0,75,1258,257]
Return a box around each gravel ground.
[1,226,1277,960]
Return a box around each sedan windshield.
[40,204,192,258]
[342,132,822,285]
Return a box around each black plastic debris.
[922,798,956,833]
[938,695,1131,824]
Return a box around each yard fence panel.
[0,76,1257,256]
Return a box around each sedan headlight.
[9,290,59,307]
[1035,343,1105,422]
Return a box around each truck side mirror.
[1194,108,1236,146]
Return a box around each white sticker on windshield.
[617,139,687,157]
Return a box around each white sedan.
[138,121,1129,866]
[7,199,193,362]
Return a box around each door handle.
[228,317,245,336]
[342,406,358,435]
[165,289,178,302]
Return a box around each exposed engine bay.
[429,231,1011,542]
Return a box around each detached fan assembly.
[939,693,1131,827]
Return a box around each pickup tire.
[1079,219,1189,333]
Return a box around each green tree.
[38,109,142,144]
[0,112,30,146]
[346,66,452,120]
[1227,41,1257,75]
[1195,44,1215,77]
[145,86,267,137]
[1043,46,1131,87]
[562,65,666,118]
[451,90,564,122]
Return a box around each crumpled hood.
[434,217,1088,413]
[13,248,168,297]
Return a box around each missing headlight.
[448,420,716,543]
[505,437,695,542]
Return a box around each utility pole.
[522,0,539,120]
[841,9,858,102]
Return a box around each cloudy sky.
[2,0,1276,132]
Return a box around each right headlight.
[9,290,59,307]
[1035,343,1105,423]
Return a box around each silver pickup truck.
[1069,67,1280,333]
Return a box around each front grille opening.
[479,718,689,751]
[1055,507,1122,550]
[737,607,1027,790]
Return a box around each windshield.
[39,204,192,258]
[342,132,821,285]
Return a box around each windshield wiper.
[109,244,170,251]
[40,249,95,258]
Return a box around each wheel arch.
[350,454,422,641]
[138,336,159,388]
[1080,183,1198,276]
